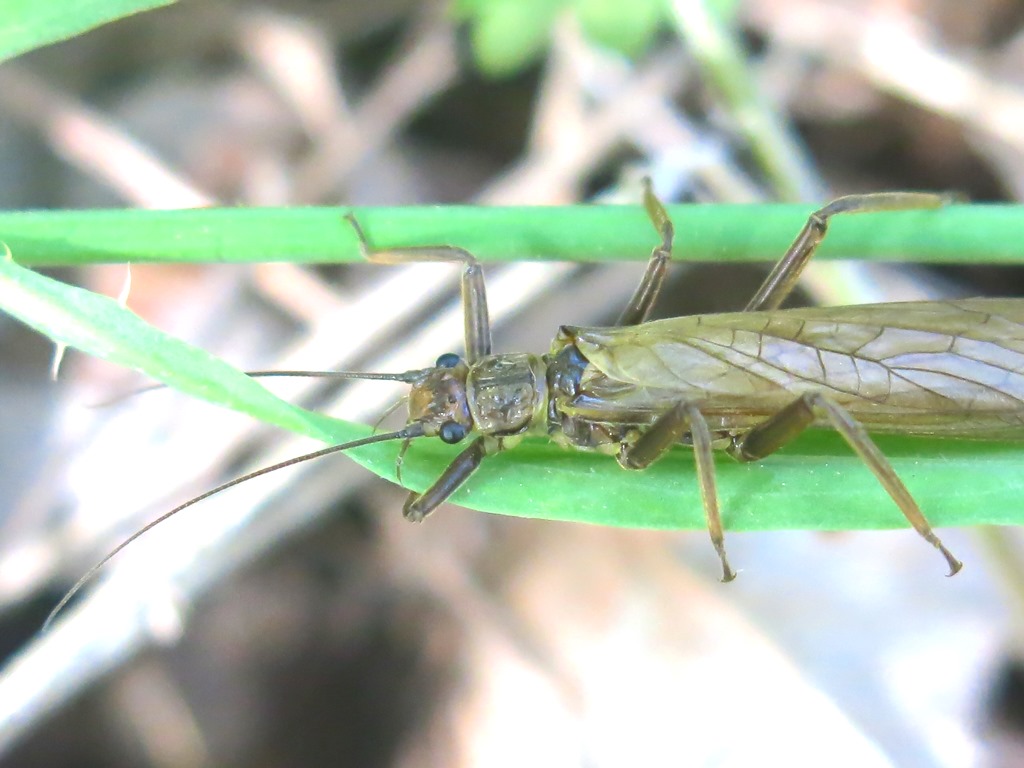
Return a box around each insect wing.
[568,299,1024,438]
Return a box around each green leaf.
[345,428,1024,533]
[575,0,663,58]
[0,0,177,64]
[0,250,330,441]
[465,0,562,77]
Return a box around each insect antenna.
[91,369,427,408]
[43,422,426,632]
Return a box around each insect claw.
[719,562,738,583]
[403,495,426,523]
[941,547,964,577]
[923,531,962,576]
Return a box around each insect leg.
[620,403,736,582]
[730,392,963,576]
[344,213,492,362]
[616,177,675,327]
[403,436,492,522]
[744,192,949,312]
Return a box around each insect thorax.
[465,353,549,436]
[542,336,632,454]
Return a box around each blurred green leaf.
[452,0,745,77]
[575,0,663,58]
[0,0,176,64]
[464,0,562,77]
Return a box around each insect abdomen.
[564,299,1024,439]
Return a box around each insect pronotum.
[53,180,1013,626]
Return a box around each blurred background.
[1,0,1024,765]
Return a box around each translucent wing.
[565,299,1024,438]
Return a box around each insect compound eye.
[435,352,461,369]
[438,421,467,444]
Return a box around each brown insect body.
[434,297,1024,470]
[48,181,989,629]
[554,298,1024,442]
[385,184,992,582]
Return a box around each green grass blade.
[346,428,1024,532]
[0,0,177,64]
[0,250,329,440]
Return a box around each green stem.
[2,203,1021,267]
[668,0,820,200]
